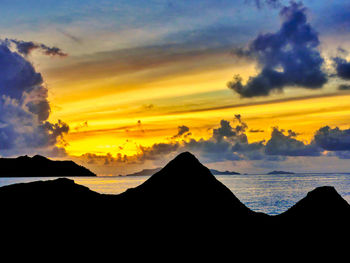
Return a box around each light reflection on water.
[1,174,350,215]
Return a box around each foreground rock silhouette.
[1,152,350,252]
[0,155,96,177]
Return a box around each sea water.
[1,173,350,215]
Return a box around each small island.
[121,167,162,176]
[209,169,240,175]
[0,155,96,177]
[267,170,295,175]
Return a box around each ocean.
[1,173,350,215]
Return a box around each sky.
[2,0,350,175]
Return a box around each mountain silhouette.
[116,152,259,226]
[278,186,350,222]
[1,151,350,252]
[0,155,96,177]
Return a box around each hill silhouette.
[278,186,350,221]
[0,151,349,253]
[0,155,96,177]
[116,152,260,226]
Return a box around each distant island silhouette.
[0,155,96,177]
[1,151,349,252]
[122,166,240,176]
[267,170,295,175]
[209,169,240,175]
[120,167,162,176]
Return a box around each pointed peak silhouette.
[171,151,198,162]
[154,151,213,180]
[119,151,254,218]
[280,186,350,220]
[164,151,202,169]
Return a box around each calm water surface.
[1,173,350,215]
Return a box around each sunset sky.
[2,0,350,175]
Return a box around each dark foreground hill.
[1,152,350,255]
[0,155,96,177]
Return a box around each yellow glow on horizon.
[62,91,350,157]
[40,48,350,158]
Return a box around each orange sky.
[3,1,350,175]
[40,50,350,158]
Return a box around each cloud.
[172,125,190,139]
[183,116,265,162]
[249,129,264,133]
[0,39,69,157]
[134,115,340,163]
[137,120,145,133]
[8,39,67,57]
[338,84,350,91]
[74,121,88,131]
[137,142,180,161]
[133,115,323,163]
[80,152,130,165]
[74,115,350,174]
[314,126,350,151]
[249,0,282,9]
[213,115,248,142]
[333,56,350,80]
[265,127,321,156]
[228,1,327,97]
[57,29,83,44]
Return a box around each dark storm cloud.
[9,39,67,57]
[0,39,69,157]
[213,120,239,140]
[184,138,242,162]
[228,1,327,97]
[265,127,321,156]
[213,115,248,142]
[314,126,350,151]
[333,57,350,80]
[81,123,350,168]
[138,142,180,161]
[85,115,350,166]
[134,115,327,163]
[184,116,266,162]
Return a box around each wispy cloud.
[8,38,68,57]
